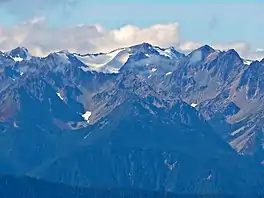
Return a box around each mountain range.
[1,43,264,196]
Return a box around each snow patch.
[231,126,246,136]
[56,92,64,101]
[12,57,24,62]
[206,174,213,181]
[145,54,151,57]
[13,121,19,128]
[82,111,92,123]
[243,59,253,65]
[80,66,91,72]
[191,103,198,108]
[75,49,129,73]
[164,159,178,170]
[154,47,172,58]
[151,68,157,72]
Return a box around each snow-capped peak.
[72,43,185,74]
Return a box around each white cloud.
[178,41,201,52]
[247,50,264,61]
[212,43,264,60]
[111,23,180,48]
[212,43,249,53]
[0,17,263,61]
[0,18,180,56]
[178,41,249,54]
[256,48,264,52]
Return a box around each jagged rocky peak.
[188,44,216,62]
[126,42,184,59]
[125,42,159,58]
[217,49,243,68]
[44,50,73,63]
[198,44,216,53]
[166,46,186,58]
[129,42,154,51]
[8,47,31,61]
[224,49,242,60]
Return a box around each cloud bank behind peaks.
[0,18,181,56]
[112,23,180,47]
[0,17,262,60]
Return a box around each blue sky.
[80,1,263,48]
[0,0,263,58]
